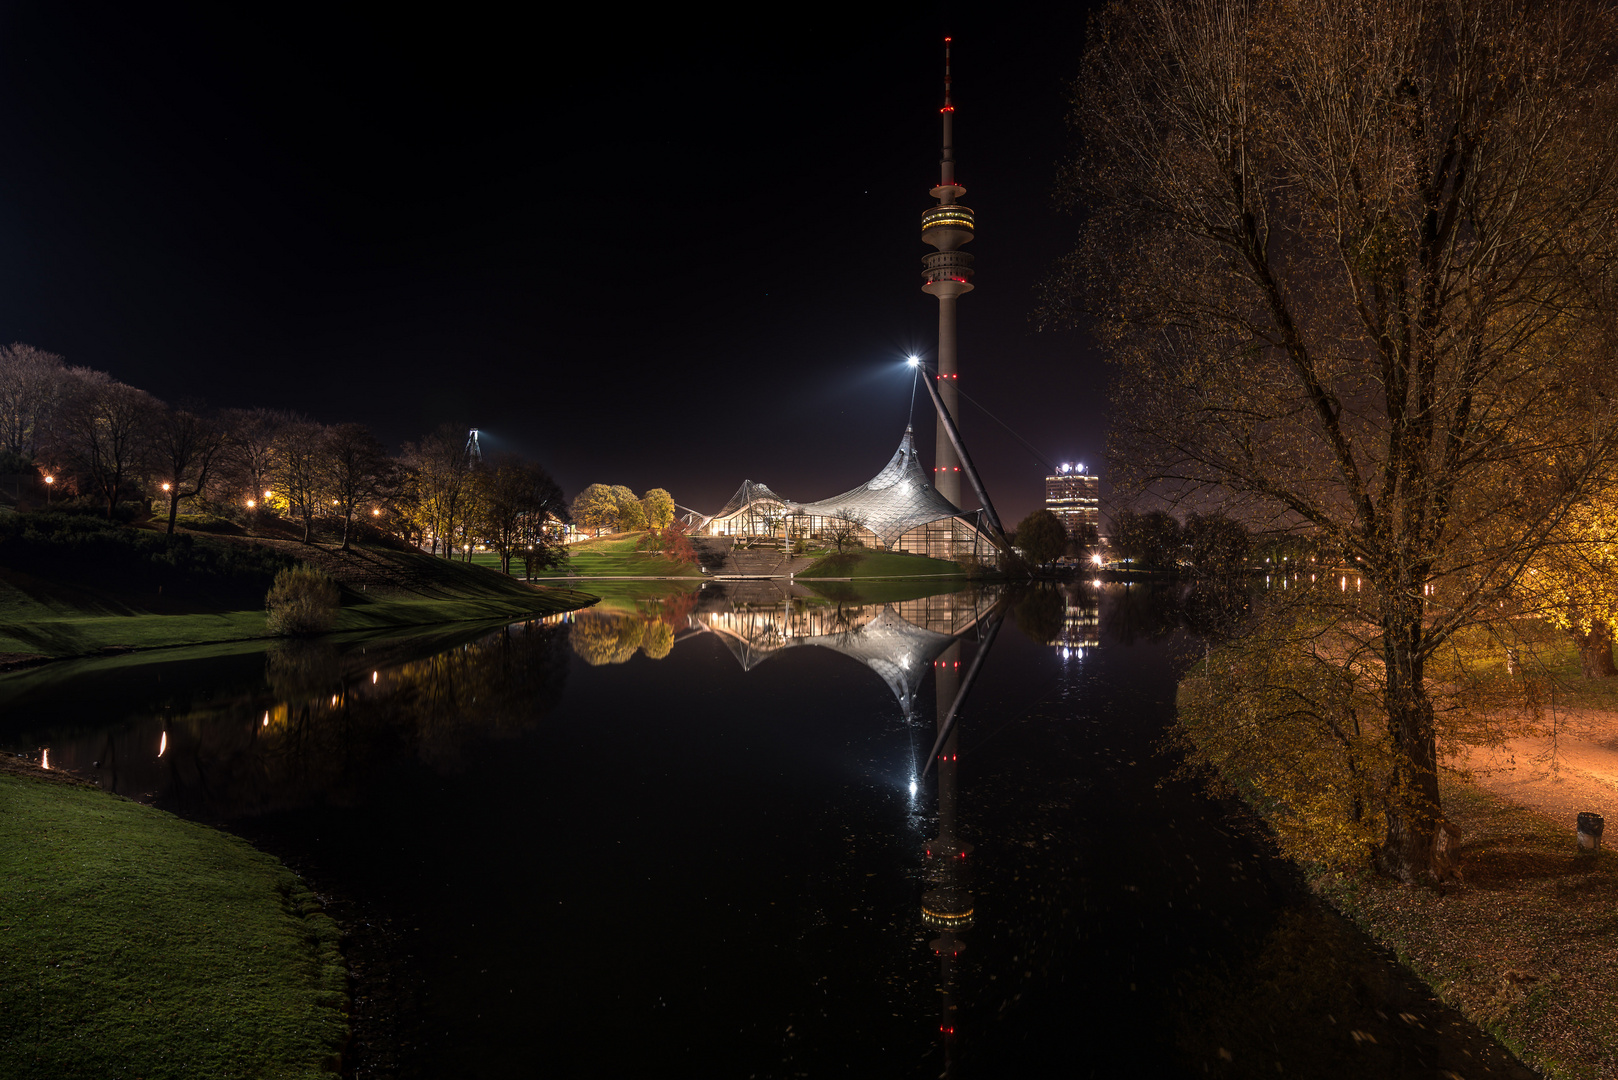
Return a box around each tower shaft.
[920,37,974,511]
[934,297,961,505]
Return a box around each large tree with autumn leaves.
[1055,0,1618,882]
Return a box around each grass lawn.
[1316,778,1618,1079]
[1433,621,1618,713]
[0,767,347,1079]
[486,533,702,578]
[795,549,969,580]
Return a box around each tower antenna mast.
[919,36,975,512]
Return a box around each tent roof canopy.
[790,428,964,548]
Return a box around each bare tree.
[0,344,68,463]
[51,372,158,520]
[151,403,227,536]
[400,424,474,558]
[475,454,567,575]
[219,407,295,513]
[824,508,868,554]
[1058,0,1618,882]
[322,423,395,550]
[273,420,328,543]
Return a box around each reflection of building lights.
[372,671,378,683]
[330,695,338,706]
[262,712,269,727]
[158,732,167,758]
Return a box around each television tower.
[921,37,974,508]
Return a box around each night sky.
[0,3,1106,525]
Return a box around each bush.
[265,565,341,636]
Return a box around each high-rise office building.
[1045,463,1099,540]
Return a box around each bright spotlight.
[906,356,920,367]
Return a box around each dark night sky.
[0,3,1107,524]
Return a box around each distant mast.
[920,36,975,508]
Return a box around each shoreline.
[0,757,349,1079]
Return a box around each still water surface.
[2,582,1534,1078]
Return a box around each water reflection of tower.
[923,640,973,1071]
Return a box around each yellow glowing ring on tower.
[922,205,976,232]
[921,904,976,928]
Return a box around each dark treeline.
[0,344,568,573]
[1108,509,1252,576]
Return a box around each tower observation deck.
[922,37,974,508]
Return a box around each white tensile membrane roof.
[711,480,794,521]
[790,427,963,548]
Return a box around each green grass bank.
[0,765,347,1079]
[0,514,595,662]
[491,533,703,578]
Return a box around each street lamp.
[43,475,54,504]
[246,499,256,509]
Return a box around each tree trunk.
[166,497,179,536]
[1571,622,1618,678]
[1374,598,1461,884]
[301,513,312,544]
[500,552,511,575]
[341,510,352,551]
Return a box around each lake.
[0,580,1534,1078]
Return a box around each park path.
[1456,708,1618,829]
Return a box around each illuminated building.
[695,428,996,561]
[1045,462,1099,540]
[922,38,974,509]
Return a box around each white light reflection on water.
[158,731,167,758]
[40,748,48,770]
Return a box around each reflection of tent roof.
[801,607,957,719]
[791,428,964,549]
[713,480,793,521]
[696,600,983,718]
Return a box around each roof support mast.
[915,358,1008,550]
